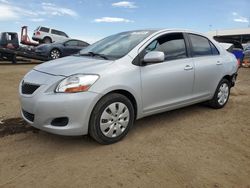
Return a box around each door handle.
[216,61,222,65]
[184,65,193,70]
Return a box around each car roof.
[53,39,88,44]
[156,28,207,36]
[122,29,209,38]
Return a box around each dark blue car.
[35,39,89,59]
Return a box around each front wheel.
[50,49,61,59]
[89,93,135,144]
[209,79,231,109]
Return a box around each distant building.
[207,28,250,44]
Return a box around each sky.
[0,0,250,43]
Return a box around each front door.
[140,33,195,115]
[64,40,80,55]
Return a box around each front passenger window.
[144,33,187,61]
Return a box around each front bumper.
[19,70,102,136]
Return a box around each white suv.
[32,26,69,44]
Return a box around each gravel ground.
[0,63,249,188]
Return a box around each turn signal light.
[64,85,90,93]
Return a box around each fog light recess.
[51,117,69,127]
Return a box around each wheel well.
[223,75,231,82]
[43,36,52,42]
[49,48,61,59]
[222,75,233,86]
[50,48,61,54]
[106,90,138,119]
[51,48,60,52]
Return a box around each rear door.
[51,29,67,42]
[140,33,195,114]
[187,33,223,98]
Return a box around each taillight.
[36,31,40,35]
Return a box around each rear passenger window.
[144,33,187,61]
[39,27,49,33]
[51,29,60,35]
[78,41,89,47]
[189,34,213,56]
[59,31,68,37]
[51,30,68,37]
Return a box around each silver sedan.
[19,29,238,144]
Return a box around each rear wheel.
[50,49,61,59]
[209,79,230,109]
[43,37,52,44]
[89,93,134,144]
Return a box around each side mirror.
[143,51,165,63]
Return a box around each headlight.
[55,74,99,93]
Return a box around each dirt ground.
[0,63,250,188]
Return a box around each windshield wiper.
[88,52,109,60]
[79,52,109,60]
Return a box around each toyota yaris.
[19,29,238,144]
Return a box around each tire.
[89,93,135,144]
[43,37,52,44]
[209,79,231,109]
[50,49,61,59]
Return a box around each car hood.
[34,56,114,77]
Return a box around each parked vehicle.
[244,48,250,58]
[0,32,19,49]
[19,29,238,144]
[220,43,234,52]
[243,43,250,51]
[0,32,18,61]
[231,42,244,67]
[218,41,244,67]
[0,32,49,63]
[32,26,69,44]
[35,39,89,59]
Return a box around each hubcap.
[100,102,130,138]
[217,83,229,105]
[50,50,60,59]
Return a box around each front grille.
[22,82,40,95]
[22,109,35,122]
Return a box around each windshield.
[79,30,155,60]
